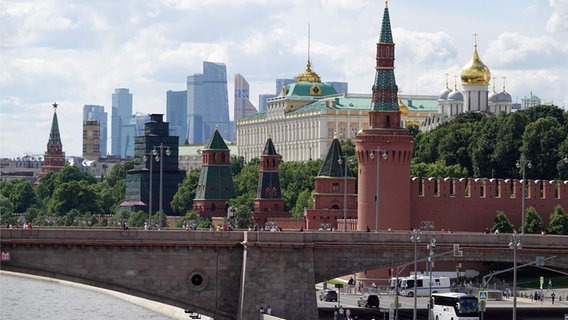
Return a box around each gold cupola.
[296,60,321,83]
[398,98,408,115]
[460,39,491,86]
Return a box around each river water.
[0,271,195,320]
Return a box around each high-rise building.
[258,94,276,113]
[122,113,150,159]
[275,79,295,95]
[233,74,258,141]
[187,62,231,145]
[111,88,133,159]
[327,81,349,95]
[83,105,107,158]
[82,119,100,160]
[166,90,188,145]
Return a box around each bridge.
[1,228,566,319]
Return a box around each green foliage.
[231,155,245,177]
[339,139,356,157]
[414,105,568,180]
[47,180,102,217]
[407,124,420,137]
[280,160,321,211]
[524,206,544,234]
[492,210,513,233]
[0,194,15,225]
[291,189,313,218]
[548,205,568,235]
[171,169,200,214]
[410,160,468,178]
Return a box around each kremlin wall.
[410,177,568,233]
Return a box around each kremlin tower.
[355,1,414,231]
[39,103,66,180]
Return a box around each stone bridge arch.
[1,228,566,319]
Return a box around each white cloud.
[547,0,568,33]
[1,0,567,159]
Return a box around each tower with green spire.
[39,102,66,180]
[355,1,413,232]
[193,127,236,218]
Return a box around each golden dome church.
[431,37,513,131]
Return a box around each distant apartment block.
[83,105,108,158]
[82,119,100,160]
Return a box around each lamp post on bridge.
[153,143,171,230]
[427,238,436,320]
[410,228,421,320]
[370,147,387,232]
[143,152,155,230]
[509,231,521,320]
[516,158,531,234]
[338,154,351,232]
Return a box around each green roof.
[284,82,338,97]
[203,129,228,150]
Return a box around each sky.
[1,0,567,159]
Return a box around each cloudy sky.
[1,0,567,159]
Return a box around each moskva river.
[0,271,198,320]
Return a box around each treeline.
[2,105,568,232]
[412,105,568,180]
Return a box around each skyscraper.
[83,105,107,158]
[233,73,257,141]
[187,62,231,145]
[166,90,188,145]
[122,113,150,159]
[111,88,133,159]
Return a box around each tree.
[9,180,36,213]
[0,194,15,225]
[171,169,200,214]
[520,117,565,180]
[524,206,544,234]
[492,210,513,233]
[47,180,102,218]
[291,189,313,218]
[548,205,568,235]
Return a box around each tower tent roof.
[262,137,278,155]
[203,128,229,150]
[47,103,62,148]
[318,137,353,178]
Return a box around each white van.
[391,275,451,297]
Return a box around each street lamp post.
[143,152,154,230]
[516,158,531,234]
[509,231,522,320]
[427,238,436,320]
[370,147,387,232]
[338,155,349,232]
[410,228,421,320]
[153,143,171,230]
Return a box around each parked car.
[319,289,338,302]
[357,293,380,308]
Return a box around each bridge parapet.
[1,228,566,320]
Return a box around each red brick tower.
[39,102,66,181]
[253,137,287,226]
[355,1,413,231]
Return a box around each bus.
[391,275,451,297]
[430,292,479,320]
